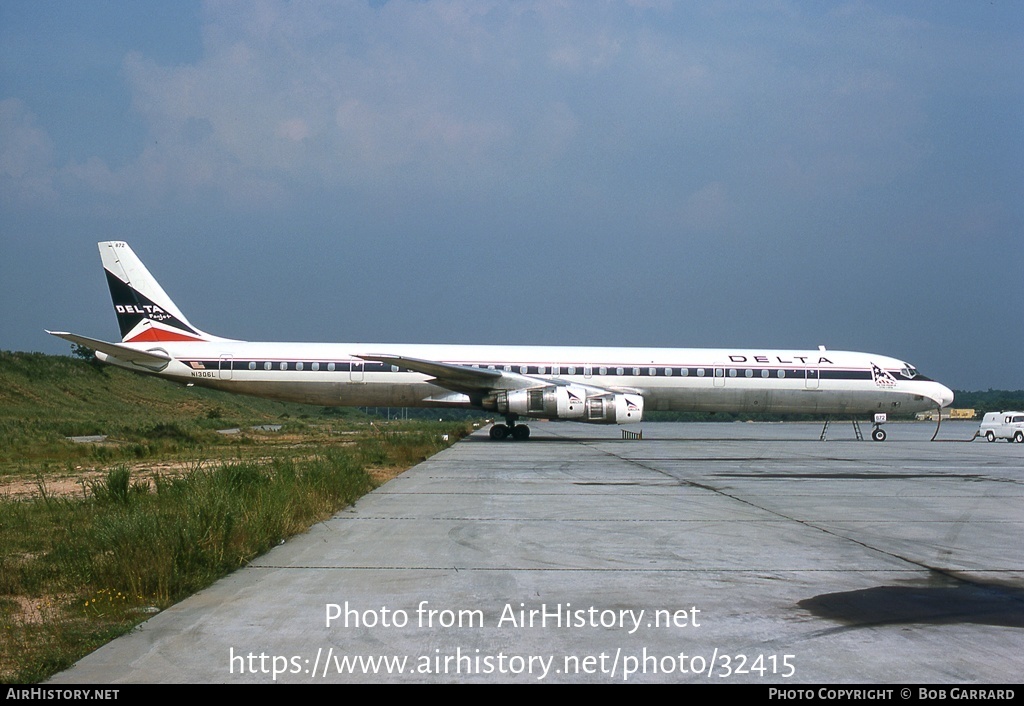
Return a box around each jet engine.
[485,386,643,424]
[583,393,644,424]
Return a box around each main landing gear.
[489,416,531,441]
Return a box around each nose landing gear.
[871,413,887,442]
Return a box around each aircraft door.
[713,365,726,388]
[350,360,364,382]
[219,355,232,380]
[805,369,819,389]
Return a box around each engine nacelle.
[490,386,588,419]
[582,393,644,424]
[486,387,643,424]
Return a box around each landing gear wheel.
[489,424,509,440]
[986,431,996,442]
[1015,431,1024,444]
[871,428,887,442]
[511,425,531,441]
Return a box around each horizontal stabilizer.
[46,331,172,370]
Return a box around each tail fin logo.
[115,304,172,320]
[105,268,205,343]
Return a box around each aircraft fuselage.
[98,341,952,416]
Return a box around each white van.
[979,411,1024,443]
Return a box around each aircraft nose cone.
[935,384,954,409]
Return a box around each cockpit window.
[900,366,918,379]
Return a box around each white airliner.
[49,241,953,441]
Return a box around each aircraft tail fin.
[99,241,226,343]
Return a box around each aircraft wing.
[47,331,172,370]
[357,353,553,393]
[356,353,641,397]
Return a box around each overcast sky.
[1,1,1021,390]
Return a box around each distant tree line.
[949,390,1024,415]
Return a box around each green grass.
[0,350,371,469]
[50,454,373,599]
